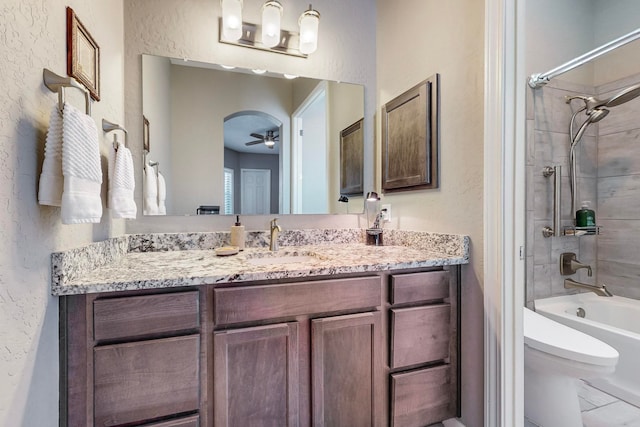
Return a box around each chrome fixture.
[269,217,281,251]
[528,28,640,88]
[102,119,129,150]
[365,191,380,201]
[541,166,561,238]
[564,278,613,297]
[576,307,586,318]
[219,1,320,57]
[566,83,640,221]
[559,252,592,277]
[43,68,91,115]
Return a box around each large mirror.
[141,54,365,217]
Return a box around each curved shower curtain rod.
[529,27,640,89]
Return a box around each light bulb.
[221,0,243,41]
[252,69,267,74]
[261,1,283,48]
[298,6,320,54]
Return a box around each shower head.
[572,107,609,144]
[568,82,640,113]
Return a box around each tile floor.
[525,380,640,427]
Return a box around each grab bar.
[542,166,561,238]
[102,119,128,150]
[42,68,91,115]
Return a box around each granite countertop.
[51,229,469,296]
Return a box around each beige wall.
[0,0,124,424]
[376,1,485,424]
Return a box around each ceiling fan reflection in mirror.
[245,130,279,149]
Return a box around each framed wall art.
[339,118,364,195]
[381,74,440,192]
[66,7,100,101]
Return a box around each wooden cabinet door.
[213,322,299,427]
[311,312,382,427]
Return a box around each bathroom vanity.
[54,230,468,427]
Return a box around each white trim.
[484,0,526,426]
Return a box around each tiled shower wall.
[526,71,640,305]
[596,72,640,298]
[526,79,599,307]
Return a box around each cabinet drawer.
[390,271,449,305]
[390,365,453,427]
[94,335,200,427]
[214,276,381,325]
[94,291,200,341]
[140,414,200,427]
[390,304,450,368]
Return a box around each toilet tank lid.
[524,307,619,366]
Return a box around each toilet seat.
[524,307,618,366]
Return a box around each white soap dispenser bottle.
[230,215,245,250]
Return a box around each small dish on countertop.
[215,246,240,256]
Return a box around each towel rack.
[42,68,91,115]
[102,119,128,150]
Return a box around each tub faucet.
[269,218,281,251]
[564,278,613,297]
[560,252,592,277]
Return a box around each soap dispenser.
[576,201,596,227]
[230,215,245,250]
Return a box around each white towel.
[143,163,159,215]
[157,172,167,215]
[108,140,137,219]
[60,103,103,224]
[38,106,64,206]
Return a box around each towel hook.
[102,119,128,150]
[42,68,91,115]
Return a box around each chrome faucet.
[269,218,281,251]
[560,252,592,277]
[564,278,613,297]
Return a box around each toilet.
[523,307,619,427]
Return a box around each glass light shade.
[221,0,243,41]
[261,1,283,48]
[298,7,320,54]
[264,139,275,147]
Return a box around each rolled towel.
[61,103,103,224]
[38,106,64,206]
[108,140,137,219]
[157,171,167,215]
[143,162,159,215]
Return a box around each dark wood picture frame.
[339,118,364,195]
[66,7,100,101]
[143,116,150,152]
[381,74,440,192]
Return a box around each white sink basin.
[245,252,321,266]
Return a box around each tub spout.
[564,278,613,297]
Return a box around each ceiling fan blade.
[245,140,263,146]
[250,133,265,140]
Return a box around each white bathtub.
[535,293,640,407]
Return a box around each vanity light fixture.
[221,0,243,41]
[338,195,349,203]
[261,1,283,48]
[218,2,320,57]
[298,5,320,54]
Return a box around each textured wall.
[0,0,124,424]
[376,0,485,424]
[124,0,376,233]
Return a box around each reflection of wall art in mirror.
[66,7,100,101]
[143,116,150,152]
[340,118,364,195]
[381,74,440,192]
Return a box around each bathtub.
[535,293,640,407]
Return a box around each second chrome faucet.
[269,218,282,251]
